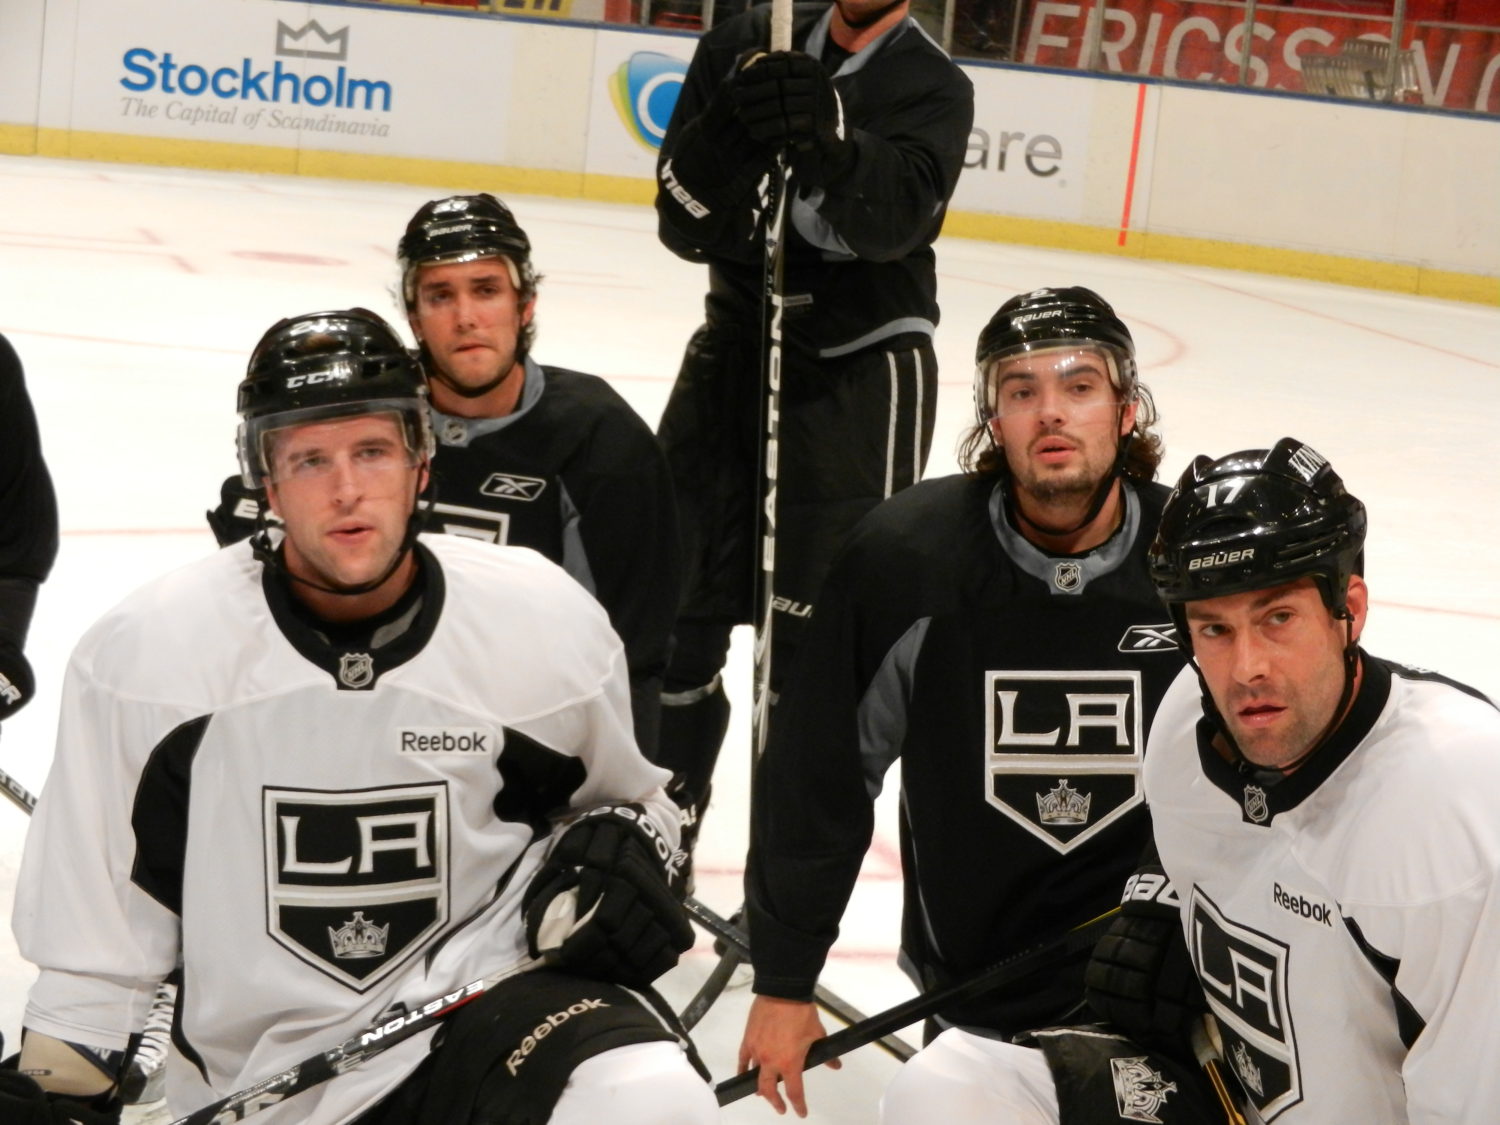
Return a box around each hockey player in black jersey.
[5,310,712,1125]
[208,193,679,756]
[970,438,1500,1124]
[0,333,58,733]
[737,287,1186,1117]
[652,0,974,860]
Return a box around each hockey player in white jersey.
[1,310,715,1125]
[943,437,1500,1124]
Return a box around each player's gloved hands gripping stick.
[523,804,693,989]
[1084,864,1207,1051]
[730,50,853,187]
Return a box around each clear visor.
[238,399,433,487]
[403,251,522,306]
[977,343,1127,422]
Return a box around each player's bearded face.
[985,346,1131,503]
[1185,577,1367,771]
[412,257,534,409]
[264,413,424,593]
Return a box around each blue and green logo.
[610,51,688,151]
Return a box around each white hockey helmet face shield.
[239,399,435,488]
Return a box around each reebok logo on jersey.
[479,473,546,502]
[1272,883,1334,928]
[1117,623,1179,653]
[0,672,20,706]
[505,998,610,1075]
[398,728,493,755]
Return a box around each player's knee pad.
[549,1041,718,1125]
[415,970,706,1124]
[879,1029,1060,1125]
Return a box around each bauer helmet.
[236,308,433,489]
[398,193,535,308]
[1149,437,1367,639]
[974,286,1137,427]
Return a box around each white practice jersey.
[12,534,677,1124]
[1145,656,1500,1124]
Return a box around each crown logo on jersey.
[1109,1056,1178,1122]
[1053,561,1082,592]
[1242,784,1270,824]
[329,911,389,959]
[339,652,375,690]
[1230,1040,1264,1097]
[1037,779,1091,825]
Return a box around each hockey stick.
[165,958,543,1125]
[0,761,38,813]
[714,906,1121,1107]
[682,0,796,1031]
[1190,1013,1250,1125]
[684,896,914,1061]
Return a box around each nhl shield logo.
[1053,561,1082,592]
[1109,1056,1178,1123]
[265,784,449,992]
[1242,784,1270,824]
[339,652,374,690]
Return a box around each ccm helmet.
[974,286,1137,426]
[397,193,535,307]
[1150,437,1367,637]
[236,308,433,488]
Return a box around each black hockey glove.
[522,804,693,989]
[1084,865,1207,1051]
[729,50,852,188]
[0,640,35,722]
[0,1058,120,1125]
[205,474,265,548]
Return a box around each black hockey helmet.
[398,193,535,308]
[974,286,1137,425]
[1150,437,1367,636]
[236,308,434,488]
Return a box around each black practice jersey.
[657,4,973,359]
[747,474,1185,1036]
[209,362,679,752]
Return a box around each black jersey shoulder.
[1379,656,1498,710]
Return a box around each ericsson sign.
[119,21,393,112]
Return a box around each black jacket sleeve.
[0,333,59,650]
[560,389,683,757]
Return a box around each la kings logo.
[429,500,511,545]
[983,670,1144,854]
[265,783,449,991]
[1189,888,1302,1119]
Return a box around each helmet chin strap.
[1007,422,1134,541]
[1201,613,1360,784]
[252,473,434,601]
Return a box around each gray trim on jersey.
[818,318,936,359]
[988,480,1142,596]
[856,615,929,799]
[803,9,911,77]
[430,357,545,447]
[556,480,595,598]
[790,194,855,258]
